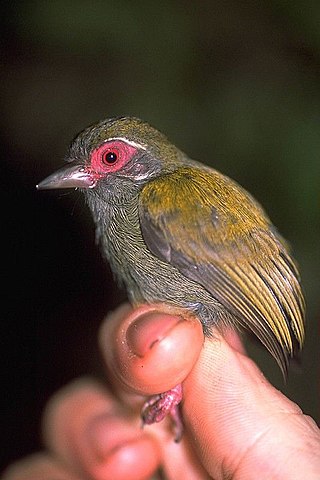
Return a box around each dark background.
[2,0,319,472]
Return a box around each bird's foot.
[141,384,183,442]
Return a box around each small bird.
[37,116,305,440]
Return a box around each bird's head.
[37,117,182,192]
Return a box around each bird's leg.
[141,384,183,442]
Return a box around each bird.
[37,116,305,440]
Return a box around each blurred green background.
[2,0,319,470]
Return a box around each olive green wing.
[139,166,305,375]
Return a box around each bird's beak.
[36,164,96,190]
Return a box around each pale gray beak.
[36,164,95,190]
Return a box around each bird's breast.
[94,200,222,319]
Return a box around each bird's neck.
[85,185,146,292]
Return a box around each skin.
[3,304,320,480]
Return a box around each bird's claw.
[141,384,183,442]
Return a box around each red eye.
[90,140,137,174]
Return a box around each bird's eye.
[102,151,118,165]
[90,140,137,175]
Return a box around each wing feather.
[139,166,305,374]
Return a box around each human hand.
[3,304,320,480]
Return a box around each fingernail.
[126,312,183,357]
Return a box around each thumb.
[183,331,320,480]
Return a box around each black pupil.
[103,151,118,164]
